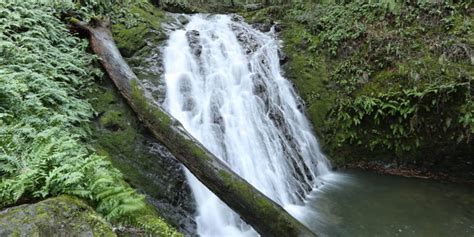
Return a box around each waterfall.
[163,14,331,236]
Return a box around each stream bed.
[303,171,474,237]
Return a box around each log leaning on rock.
[71,17,317,237]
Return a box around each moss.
[0,196,115,237]
[130,79,171,128]
[242,2,473,177]
[86,2,197,233]
[129,79,149,112]
[92,87,117,108]
[280,23,335,136]
[112,2,168,57]
[112,23,148,57]
[88,82,139,155]
[218,170,306,236]
[240,4,288,23]
[88,78,155,185]
[99,110,125,128]
[87,77,193,234]
[129,79,212,164]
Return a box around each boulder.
[0,196,115,237]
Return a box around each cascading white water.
[163,14,331,236]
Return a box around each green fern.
[0,1,180,236]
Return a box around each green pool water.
[303,171,474,237]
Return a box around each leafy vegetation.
[319,2,473,162]
[0,0,472,235]
[0,1,180,235]
[328,80,471,155]
[243,1,473,170]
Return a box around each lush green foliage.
[319,2,473,159]
[329,80,471,154]
[244,1,473,165]
[291,3,373,55]
[0,1,180,235]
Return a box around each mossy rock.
[87,2,196,234]
[0,196,115,237]
[280,24,336,137]
[112,2,168,57]
[87,76,196,234]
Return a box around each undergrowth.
[0,1,180,236]
[245,1,473,166]
[317,2,473,159]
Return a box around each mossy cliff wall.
[242,2,473,180]
[86,2,197,234]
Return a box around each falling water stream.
[163,14,331,236]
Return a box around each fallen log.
[71,17,317,237]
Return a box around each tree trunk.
[71,17,317,237]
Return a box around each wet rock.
[182,97,196,111]
[278,50,288,65]
[0,196,115,237]
[186,30,202,57]
[252,23,272,32]
[233,26,259,55]
[230,14,244,23]
[177,15,189,25]
[244,4,263,11]
[253,77,269,108]
[274,23,284,33]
